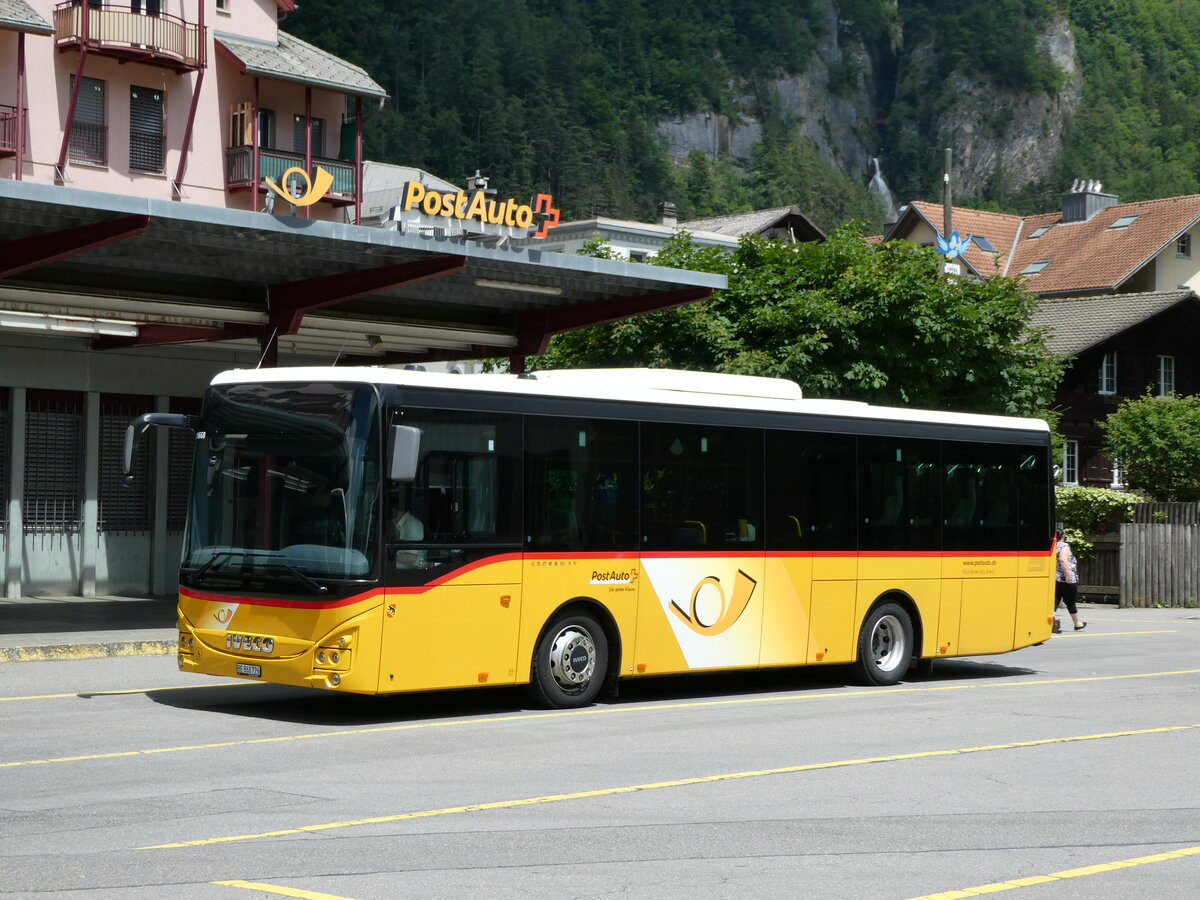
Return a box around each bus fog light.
[328,673,341,687]
[330,652,340,664]
[317,650,327,663]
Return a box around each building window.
[969,234,997,252]
[24,391,83,533]
[68,76,106,166]
[1109,214,1139,229]
[98,395,154,532]
[1099,352,1117,395]
[216,0,230,11]
[257,109,274,149]
[293,115,325,156]
[1158,355,1176,396]
[1028,225,1052,239]
[1020,260,1051,275]
[130,86,165,173]
[1061,440,1079,486]
[1177,234,1192,259]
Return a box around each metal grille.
[129,86,164,172]
[166,398,200,533]
[24,391,83,533]
[98,396,153,532]
[68,77,107,165]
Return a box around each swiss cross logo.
[532,193,561,239]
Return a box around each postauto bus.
[126,367,1055,708]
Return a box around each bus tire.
[853,602,913,686]
[528,612,609,709]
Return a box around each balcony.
[0,106,28,158]
[225,147,357,207]
[54,2,205,73]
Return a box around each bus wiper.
[189,551,234,584]
[268,563,329,595]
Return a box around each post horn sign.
[397,182,561,239]
[264,165,335,207]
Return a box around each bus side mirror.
[123,413,196,484]
[388,425,422,481]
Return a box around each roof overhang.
[0,0,52,35]
[0,179,724,365]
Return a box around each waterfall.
[868,157,899,222]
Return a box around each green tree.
[1102,393,1200,501]
[536,228,1063,417]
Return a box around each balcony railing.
[0,105,27,157]
[130,129,165,173]
[225,146,357,206]
[68,121,107,166]
[54,2,204,72]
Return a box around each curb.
[0,640,177,663]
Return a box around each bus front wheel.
[853,602,913,686]
[528,612,609,709]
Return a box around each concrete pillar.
[5,388,26,599]
[80,391,99,597]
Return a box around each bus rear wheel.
[528,612,609,709]
[853,602,913,686]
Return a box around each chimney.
[1062,178,1118,223]
[657,201,678,227]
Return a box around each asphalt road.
[2,605,1199,899]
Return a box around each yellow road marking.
[911,844,1200,898]
[141,723,1200,850]
[5,668,1200,770]
[0,682,251,703]
[1065,630,1177,637]
[214,881,355,900]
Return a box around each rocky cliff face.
[657,3,1081,206]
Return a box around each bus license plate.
[236,663,261,678]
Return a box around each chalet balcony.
[225,146,357,207]
[0,106,28,158]
[53,2,205,73]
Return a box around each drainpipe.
[56,5,91,183]
[251,76,260,210]
[15,33,25,180]
[304,85,312,219]
[354,96,362,225]
[172,0,206,198]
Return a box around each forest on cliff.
[286,0,1200,230]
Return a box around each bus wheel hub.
[550,627,595,688]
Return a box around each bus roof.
[210,366,1050,434]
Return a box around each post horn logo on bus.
[264,165,335,207]
[400,181,561,238]
[669,570,758,637]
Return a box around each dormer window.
[1028,226,1052,239]
[1020,260,1051,275]
[970,234,997,252]
[1109,214,1139,229]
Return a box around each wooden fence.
[1118,522,1200,608]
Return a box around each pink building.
[0,0,386,221]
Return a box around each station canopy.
[0,180,725,367]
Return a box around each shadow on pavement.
[0,595,176,635]
[144,656,1037,727]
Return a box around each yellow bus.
[128,366,1055,708]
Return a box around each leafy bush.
[1102,393,1200,501]
[1054,485,1144,558]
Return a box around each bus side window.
[525,416,638,552]
[765,431,856,551]
[641,422,762,552]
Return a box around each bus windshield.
[183,382,380,591]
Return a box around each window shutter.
[129,86,164,172]
[24,391,83,533]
